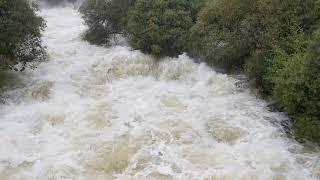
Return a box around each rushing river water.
[0,5,319,180]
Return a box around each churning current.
[0,6,319,180]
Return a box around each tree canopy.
[128,0,195,57]
[0,0,46,71]
[80,0,134,45]
[79,0,320,144]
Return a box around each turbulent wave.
[0,7,319,180]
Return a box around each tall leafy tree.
[0,0,46,71]
[266,30,320,143]
[128,0,194,57]
[190,0,319,70]
[80,0,135,45]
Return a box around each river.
[0,5,319,180]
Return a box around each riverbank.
[0,6,319,179]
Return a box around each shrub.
[190,0,320,143]
[303,30,320,118]
[190,0,318,71]
[267,31,320,143]
[294,117,320,144]
[128,0,194,57]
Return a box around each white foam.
[0,6,319,180]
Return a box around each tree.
[189,0,320,143]
[190,0,319,70]
[260,1,320,143]
[128,0,194,57]
[267,31,320,143]
[80,0,134,45]
[0,0,46,71]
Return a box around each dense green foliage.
[191,0,318,71]
[189,0,320,143]
[80,0,204,57]
[128,0,201,57]
[267,31,320,143]
[79,0,320,144]
[0,0,46,71]
[80,0,134,45]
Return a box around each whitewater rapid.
[0,6,319,180]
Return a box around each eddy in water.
[0,4,319,180]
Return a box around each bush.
[190,0,255,69]
[0,0,46,71]
[190,0,319,71]
[294,117,320,144]
[79,0,205,56]
[78,0,320,144]
[303,30,320,118]
[80,0,134,45]
[128,0,195,57]
[267,31,320,143]
[189,0,320,143]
